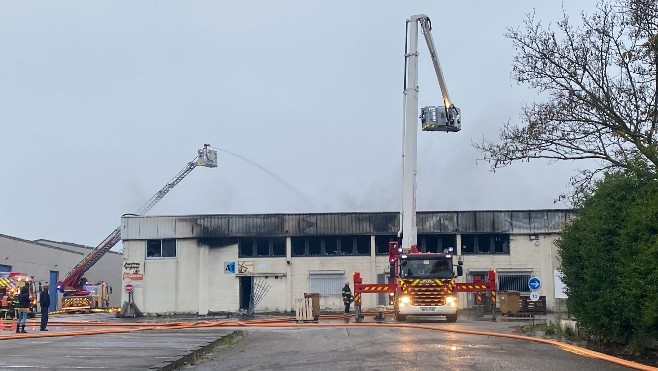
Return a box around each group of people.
[13,283,50,333]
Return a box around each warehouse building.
[0,234,122,310]
[120,209,573,315]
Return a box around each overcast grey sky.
[0,1,599,248]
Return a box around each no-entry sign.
[125,283,134,293]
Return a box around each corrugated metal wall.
[121,210,575,240]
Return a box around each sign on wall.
[123,262,141,274]
[237,261,253,275]
[224,262,236,274]
[122,273,143,289]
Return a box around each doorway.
[239,276,253,310]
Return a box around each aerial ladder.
[56,145,218,312]
[353,15,495,322]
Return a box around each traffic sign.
[528,277,541,291]
[125,283,134,293]
[529,291,540,302]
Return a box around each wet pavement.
[0,311,635,370]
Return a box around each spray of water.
[210,146,318,211]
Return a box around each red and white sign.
[122,273,143,289]
[125,283,134,293]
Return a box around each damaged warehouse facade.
[120,210,574,315]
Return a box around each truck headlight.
[446,296,457,306]
[399,296,411,304]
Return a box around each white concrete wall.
[206,243,240,314]
[122,233,564,314]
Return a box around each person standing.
[341,283,353,314]
[39,284,50,331]
[15,286,29,333]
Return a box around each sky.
[0,1,601,249]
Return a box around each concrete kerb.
[154,330,244,371]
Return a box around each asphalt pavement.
[0,311,633,370]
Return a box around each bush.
[557,171,658,344]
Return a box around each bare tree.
[474,0,658,204]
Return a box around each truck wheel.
[446,313,458,323]
[395,312,406,322]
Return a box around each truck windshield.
[401,258,453,279]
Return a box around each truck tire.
[395,312,407,322]
[446,313,457,323]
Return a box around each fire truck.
[61,281,112,313]
[0,272,38,319]
[57,145,218,312]
[353,15,496,322]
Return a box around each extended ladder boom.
[58,145,218,292]
[401,15,461,253]
[417,16,452,110]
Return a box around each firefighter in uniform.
[341,283,353,314]
[0,294,9,319]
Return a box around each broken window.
[375,235,397,255]
[355,236,370,255]
[238,239,255,257]
[494,235,509,253]
[146,239,177,258]
[339,237,354,255]
[325,238,338,255]
[256,238,270,256]
[440,235,457,252]
[477,235,491,253]
[308,237,322,256]
[292,237,305,256]
[461,235,475,254]
[461,234,510,254]
[419,235,440,253]
[272,238,286,256]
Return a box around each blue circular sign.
[528,277,541,291]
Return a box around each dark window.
[339,237,354,255]
[325,238,338,255]
[375,235,397,255]
[146,239,177,258]
[419,235,440,253]
[462,234,510,255]
[441,235,457,253]
[308,237,322,256]
[239,239,255,257]
[272,238,286,256]
[461,235,475,254]
[494,235,509,253]
[256,238,270,256]
[477,235,491,253]
[355,236,370,255]
[292,237,306,256]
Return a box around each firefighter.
[341,283,353,314]
[0,294,8,319]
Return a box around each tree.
[474,0,658,203]
[557,171,658,347]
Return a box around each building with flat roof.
[120,209,574,315]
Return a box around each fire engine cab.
[0,272,37,319]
